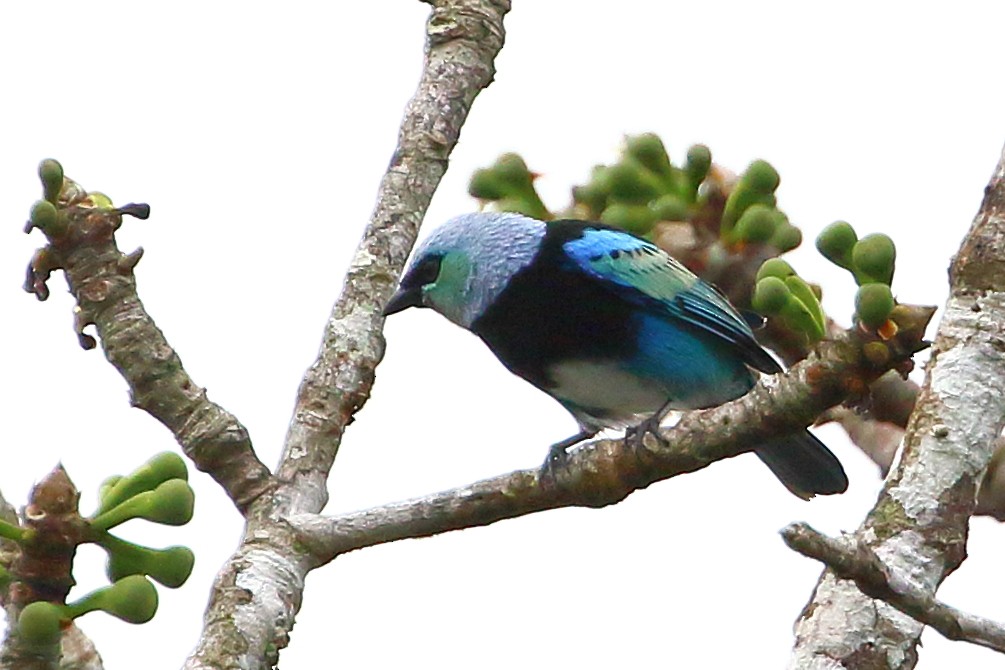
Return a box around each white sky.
[3,2,1005,668]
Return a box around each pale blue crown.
[412,212,546,327]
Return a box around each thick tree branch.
[181,3,510,669]
[274,0,509,510]
[287,313,932,564]
[783,522,1005,655]
[789,143,1005,669]
[24,184,273,512]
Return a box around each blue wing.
[559,224,781,374]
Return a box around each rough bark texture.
[24,195,273,512]
[788,145,1005,669]
[181,2,510,668]
[783,523,1005,655]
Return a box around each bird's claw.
[539,444,568,487]
[626,415,667,450]
[538,430,596,487]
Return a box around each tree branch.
[783,522,1005,655]
[181,2,510,668]
[789,143,1005,669]
[273,0,510,510]
[287,313,932,564]
[24,184,273,512]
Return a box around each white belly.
[547,360,670,425]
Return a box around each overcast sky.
[3,2,1005,668]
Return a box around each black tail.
[755,430,848,499]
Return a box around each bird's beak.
[383,286,423,316]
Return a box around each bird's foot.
[539,430,596,487]
[626,413,667,450]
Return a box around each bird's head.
[384,212,546,328]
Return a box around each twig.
[790,142,1005,669]
[24,187,273,512]
[287,316,932,564]
[783,522,1005,655]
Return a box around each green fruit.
[784,275,826,340]
[17,602,63,646]
[752,277,789,315]
[98,576,159,624]
[734,204,779,243]
[98,475,124,508]
[30,200,63,235]
[488,154,549,218]
[38,159,64,204]
[572,181,608,216]
[600,203,658,235]
[742,159,780,193]
[852,233,896,285]
[684,144,712,190]
[90,478,194,531]
[816,221,858,269]
[98,452,188,515]
[649,194,690,221]
[624,133,674,178]
[105,539,195,589]
[856,283,895,328]
[720,185,776,239]
[770,222,802,251]
[492,196,548,219]
[605,160,665,204]
[492,153,535,189]
[144,479,195,526]
[468,168,506,200]
[755,258,795,282]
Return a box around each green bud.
[39,159,64,204]
[85,192,114,209]
[755,258,795,282]
[493,153,535,188]
[489,154,549,218]
[17,602,64,646]
[605,160,666,204]
[855,283,895,328]
[734,204,779,243]
[30,200,64,236]
[600,203,658,235]
[0,565,9,592]
[90,478,194,531]
[770,222,802,251]
[784,275,826,340]
[572,181,608,216]
[816,221,858,270]
[852,233,896,285]
[751,276,789,315]
[862,341,891,367]
[742,159,780,193]
[720,185,776,239]
[468,168,506,200]
[98,475,124,508]
[68,576,159,624]
[97,452,188,515]
[624,133,674,178]
[491,196,549,220]
[649,194,690,222]
[104,536,195,589]
[684,144,712,190]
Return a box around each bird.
[383,211,848,499]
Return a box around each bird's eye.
[403,254,444,289]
